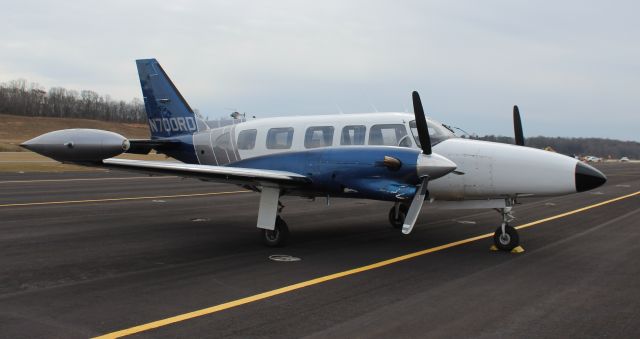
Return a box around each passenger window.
[237,129,257,150]
[266,127,294,149]
[304,126,334,148]
[341,125,366,145]
[368,124,410,147]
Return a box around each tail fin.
[136,59,208,139]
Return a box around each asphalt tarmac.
[0,163,638,338]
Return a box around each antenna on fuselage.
[230,111,245,120]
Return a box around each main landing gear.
[492,202,520,252]
[388,202,409,229]
[256,186,291,247]
[261,215,289,247]
[260,199,290,247]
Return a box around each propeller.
[412,91,432,155]
[401,91,456,234]
[513,105,525,146]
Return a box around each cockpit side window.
[341,125,366,145]
[368,124,411,147]
[267,127,294,149]
[237,129,257,150]
[305,126,334,148]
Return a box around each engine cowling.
[21,129,130,163]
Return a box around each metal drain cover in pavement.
[269,254,301,262]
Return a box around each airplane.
[21,59,607,251]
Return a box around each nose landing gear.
[492,202,521,252]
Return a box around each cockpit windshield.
[409,119,456,148]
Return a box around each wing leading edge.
[102,158,311,187]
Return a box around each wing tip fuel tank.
[21,129,129,163]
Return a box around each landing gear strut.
[388,202,409,229]
[257,187,289,247]
[493,201,520,251]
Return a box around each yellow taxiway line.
[93,190,640,338]
[0,191,250,208]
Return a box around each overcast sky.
[1,0,638,140]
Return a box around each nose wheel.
[261,215,289,247]
[493,202,520,251]
[388,203,409,229]
[493,224,519,251]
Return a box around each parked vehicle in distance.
[584,156,603,163]
[620,157,630,162]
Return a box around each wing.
[102,158,311,187]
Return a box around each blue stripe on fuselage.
[228,146,421,201]
[157,134,200,164]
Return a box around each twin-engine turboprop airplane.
[21,59,607,251]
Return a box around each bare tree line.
[474,135,640,159]
[1,78,637,158]
[0,79,146,123]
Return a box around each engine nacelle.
[21,129,130,163]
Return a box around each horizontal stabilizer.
[126,139,181,154]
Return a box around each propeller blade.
[513,105,525,146]
[412,91,432,155]
[402,177,429,234]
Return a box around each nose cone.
[575,162,607,192]
[416,153,457,180]
[20,136,44,153]
[20,140,33,151]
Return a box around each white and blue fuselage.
[185,112,586,203]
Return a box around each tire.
[388,204,409,229]
[261,216,289,247]
[493,224,519,251]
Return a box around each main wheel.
[261,216,290,247]
[388,204,409,229]
[493,224,520,251]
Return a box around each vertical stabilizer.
[136,59,208,139]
